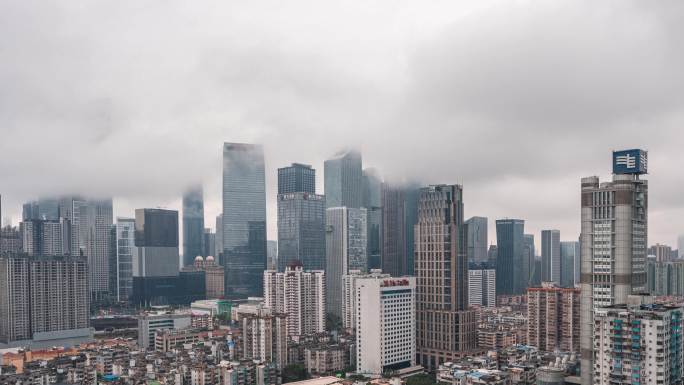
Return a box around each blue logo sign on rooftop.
[613,149,647,175]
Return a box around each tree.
[326,313,343,332]
[405,373,438,385]
[282,364,310,383]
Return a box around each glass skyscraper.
[381,183,406,277]
[112,217,136,302]
[324,149,363,209]
[182,185,204,267]
[524,234,538,287]
[325,206,367,317]
[541,229,561,285]
[277,194,326,271]
[134,208,179,278]
[277,163,325,271]
[278,163,315,194]
[362,168,382,270]
[222,142,267,299]
[560,240,579,288]
[495,219,526,295]
[465,216,488,263]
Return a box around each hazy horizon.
[2,0,684,251]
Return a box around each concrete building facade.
[263,263,325,340]
[355,276,416,375]
[580,150,649,385]
[415,185,477,369]
[526,283,580,353]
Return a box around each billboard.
[613,149,647,175]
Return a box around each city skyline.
[2,2,684,251]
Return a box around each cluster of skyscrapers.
[5,145,684,384]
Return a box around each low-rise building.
[137,311,191,350]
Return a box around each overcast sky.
[1,0,683,250]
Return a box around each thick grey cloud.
[1,0,683,249]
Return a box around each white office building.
[263,263,325,340]
[468,269,496,307]
[355,275,416,375]
[137,312,191,349]
[342,269,389,332]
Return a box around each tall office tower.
[215,214,223,262]
[404,186,420,276]
[324,149,363,209]
[266,240,277,270]
[277,164,326,271]
[222,143,267,299]
[679,235,684,259]
[278,163,315,194]
[560,241,579,288]
[263,262,325,340]
[649,243,672,262]
[415,185,477,369]
[0,255,90,345]
[495,219,526,295]
[580,149,649,385]
[342,269,389,332]
[487,245,498,266]
[0,256,30,343]
[523,234,536,286]
[468,269,496,307]
[465,217,488,264]
[112,218,136,302]
[182,185,204,267]
[238,306,288,368]
[20,219,70,256]
[22,198,60,221]
[134,208,179,277]
[593,296,682,385]
[325,207,367,317]
[541,230,561,285]
[363,168,382,270]
[531,258,542,287]
[355,276,416,375]
[202,229,215,258]
[56,197,113,300]
[0,225,21,255]
[381,184,406,276]
[526,283,580,353]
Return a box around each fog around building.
[1,0,683,247]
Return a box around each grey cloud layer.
[1,0,683,247]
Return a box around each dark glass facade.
[363,168,382,270]
[381,184,406,276]
[182,186,204,266]
[277,163,315,194]
[277,192,326,271]
[222,143,267,299]
[523,234,537,287]
[495,219,526,295]
[135,209,178,247]
[130,271,206,306]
